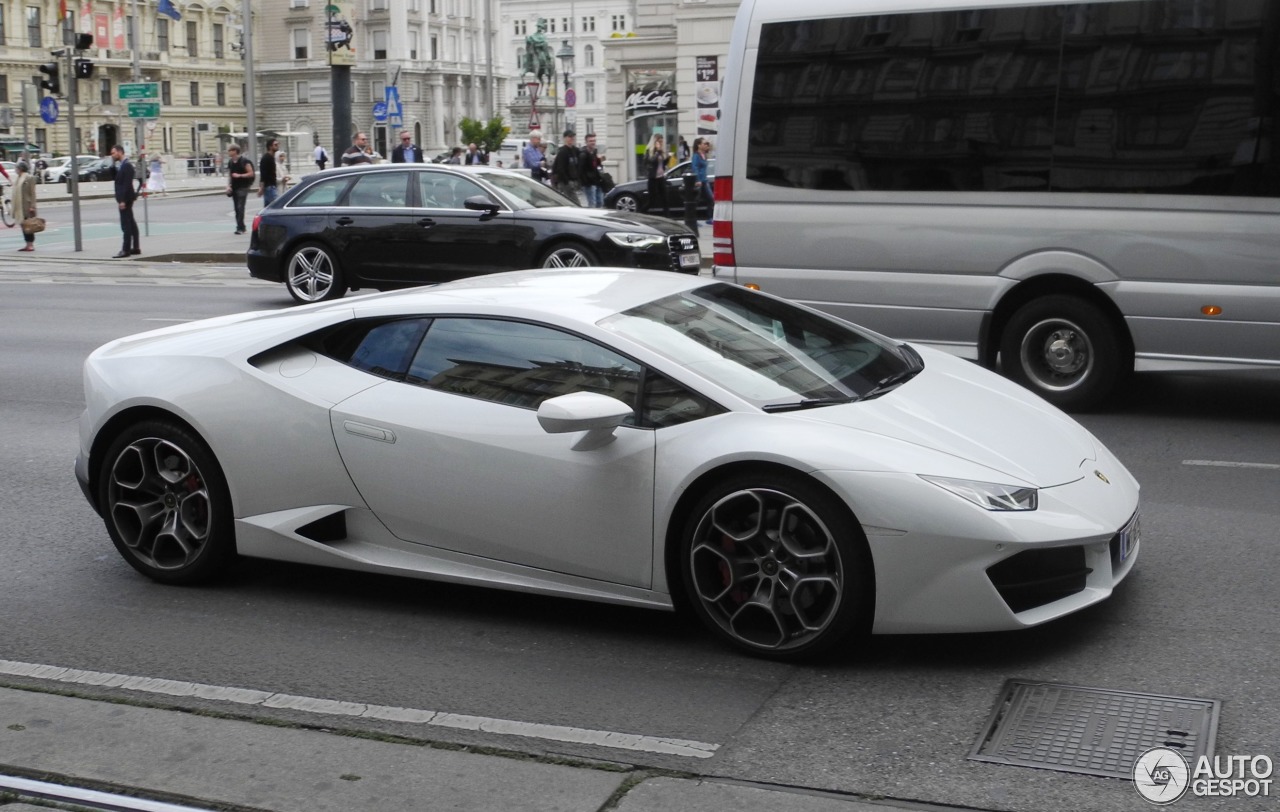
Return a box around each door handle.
[417,218,436,227]
[343,421,397,444]
[335,217,355,226]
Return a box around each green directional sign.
[119,82,160,100]
[127,101,160,118]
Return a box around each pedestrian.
[522,132,544,179]
[276,151,291,189]
[464,142,488,165]
[644,133,669,216]
[314,143,329,171]
[341,132,372,166]
[147,152,167,195]
[258,138,280,206]
[110,145,141,258]
[677,136,691,162]
[579,132,605,207]
[12,161,37,252]
[225,144,255,235]
[444,147,464,165]
[391,131,424,163]
[691,137,714,224]
[551,129,582,203]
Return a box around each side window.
[417,173,490,209]
[345,172,410,207]
[640,373,726,428]
[289,176,352,207]
[406,318,642,410]
[323,318,431,379]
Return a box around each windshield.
[475,169,579,210]
[599,283,917,408]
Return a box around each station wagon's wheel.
[681,473,873,659]
[285,242,345,303]
[1000,295,1129,411]
[612,193,640,212]
[98,420,236,585]
[540,243,599,268]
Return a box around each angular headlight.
[606,232,666,249]
[921,476,1038,511]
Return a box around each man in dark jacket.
[551,129,581,202]
[391,131,424,163]
[110,145,140,258]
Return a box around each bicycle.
[0,186,12,227]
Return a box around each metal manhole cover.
[970,680,1220,779]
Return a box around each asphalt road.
[1,279,1277,812]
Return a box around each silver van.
[712,0,1280,409]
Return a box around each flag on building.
[158,0,182,21]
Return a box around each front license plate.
[679,252,700,268]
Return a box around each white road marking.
[0,659,719,759]
[143,318,195,322]
[1182,459,1280,470]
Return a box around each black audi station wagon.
[248,164,702,303]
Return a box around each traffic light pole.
[130,0,149,236]
[62,46,84,253]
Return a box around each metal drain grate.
[970,680,1220,779]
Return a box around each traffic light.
[38,62,60,95]
[74,58,94,79]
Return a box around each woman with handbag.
[13,161,38,252]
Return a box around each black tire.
[0,195,12,227]
[98,420,236,585]
[613,193,640,212]
[539,242,600,268]
[1000,294,1130,411]
[284,242,346,303]
[680,472,874,660]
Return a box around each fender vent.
[297,511,347,543]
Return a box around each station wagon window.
[289,176,352,207]
[417,173,487,209]
[347,172,409,207]
[406,318,642,412]
[478,170,576,208]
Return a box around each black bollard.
[681,172,699,232]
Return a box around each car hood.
[525,206,696,236]
[787,352,1098,488]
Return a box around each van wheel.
[1000,295,1128,411]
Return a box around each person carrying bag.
[13,161,40,252]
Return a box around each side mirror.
[463,195,500,216]
[537,392,632,450]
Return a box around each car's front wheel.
[98,420,236,585]
[540,243,599,268]
[612,193,640,212]
[680,473,873,659]
[285,242,345,303]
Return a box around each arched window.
[584,44,595,68]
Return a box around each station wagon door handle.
[335,217,355,226]
[417,218,436,228]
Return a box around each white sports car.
[76,269,1140,658]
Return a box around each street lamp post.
[557,40,575,133]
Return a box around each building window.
[548,18,556,33]
[372,80,385,101]
[430,0,437,14]
[127,15,136,48]
[430,34,439,60]
[0,10,6,49]
[296,80,309,103]
[213,23,224,58]
[186,21,198,56]
[582,16,595,33]
[290,0,309,7]
[562,17,571,33]
[158,19,169,51]
[611,14,626,32]
[216,82,226,106]
[161,80,172,105]
[409,30,420,60]
[412,80,422,102]
[514,20,526,36]
[27,6,41,48]
[409,0,420,11]
[292,28,308,59]
[584,44,594,68]
[371,0,389,10]
[190,81,199,106]
[0,75,7,104]
[100,79,111,104]
[585,81,595,104]
[372,29,388,60]
[584,117,594,135]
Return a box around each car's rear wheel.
[612,193,640,212]
[98,420,236,585]
[540,243,599,268]
[1000,294,1129,411]
[681,473,873,659]
[285,242,345,303]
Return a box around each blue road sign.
[40,96,59,124]
[372,101,388,122]
[385,86,403,128]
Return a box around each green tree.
[458,116,510,154]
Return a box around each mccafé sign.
[625,87,677,114]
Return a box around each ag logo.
[1134,747,1190,804]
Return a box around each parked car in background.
[45,155,99,184]
[0,162,15,187]
[605,159,716,218]
[248,164,702,303]
[65,157,116,187]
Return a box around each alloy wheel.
[287,246,337,302]
[107,438,212,572]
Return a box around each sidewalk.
[0,686,935,812]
